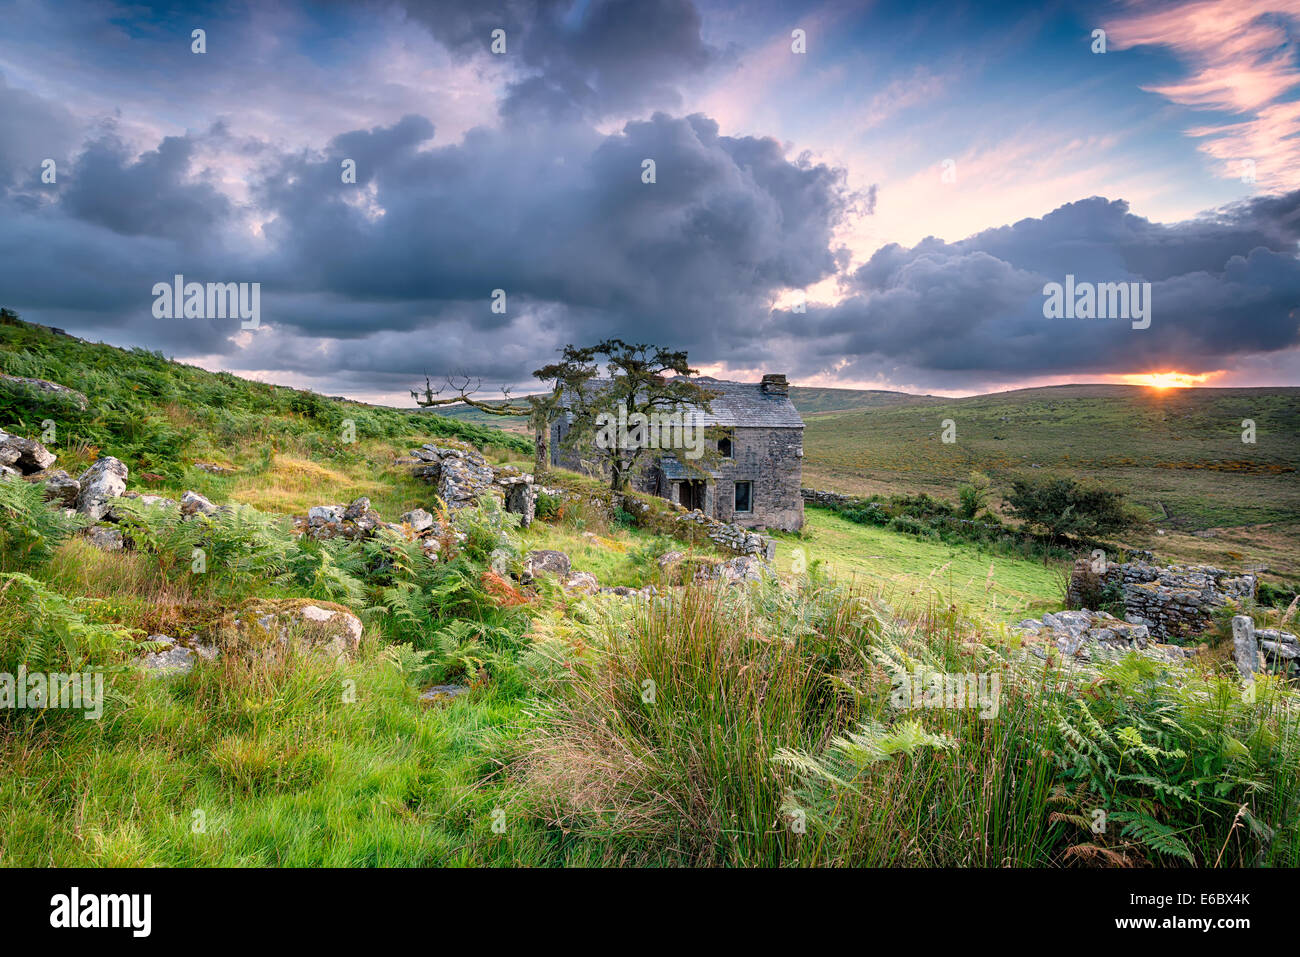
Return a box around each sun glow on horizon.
[1119,371,1224,389]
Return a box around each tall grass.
[515,578,1300,866]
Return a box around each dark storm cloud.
[779,193,1300,387]
[400,0,724,120]
[0,72,80,196]
[61,132,233,245]
[248,110,849,358]
[0,100,850,380]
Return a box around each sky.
[0,0,1298,404]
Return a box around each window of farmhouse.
[718,429,734,458]
[734,480,753,513]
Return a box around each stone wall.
[1068,558,1256,642]
[673,509,777,561]
[709,426,804,532]
[409,443,536,527]
[801,488,860,509]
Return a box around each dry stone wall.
[801,488,859,509]
[673,509,777,560]
[410,443,536,527]
[1069,557,1256,642]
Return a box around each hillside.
[0,312,531,516]
[802,383,1300,581]
[2,308,1298,869]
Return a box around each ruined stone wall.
[673,509,777,560]
[1068,558,1256,642]
[410,444,536,527]
[801,488,859,509]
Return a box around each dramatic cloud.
[1,0,1298,400]
[779,192,1300,388]
[400,0,724,121]
[0,104,851,391]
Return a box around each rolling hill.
[801,383,1300,580]
[428,383,942,432]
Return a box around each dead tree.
[410,374,558,478]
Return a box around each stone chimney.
[760,373,788,395]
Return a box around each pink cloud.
[1106,0,1300,189]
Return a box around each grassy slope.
[802,384,1300,581]
[776,509,1062,623]
[0,313,531,513]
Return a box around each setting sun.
[1120,371,1223,390]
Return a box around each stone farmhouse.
[549,374,805,532]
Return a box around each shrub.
[1003,472,1140,541]
[534,490,561,520]
[957,471,991,519]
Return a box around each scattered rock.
[112,492,178,518]
[0,430,57,474]
[522,549,571,582]
[27,468,79,507]
[132,636,219,676]
[401,508,434,532]
[75,456,128,522]
[695,554,771,585]
[194,462,236,475]
[229,600,363,660]
[563,571,600,594]
[302,499,383,540]
[420,684,470,704]
[0,374,89,411]
[180,490,218,516]
[308,504,345,526]
[83,526,124,551]
[1232,615,1260,681]
[132,637,196,677]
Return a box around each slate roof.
[556,377,804,429]
[658,455,714,480]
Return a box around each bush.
[1003,472,1139,541]
[534,490,561,520]
[957,471,990,519]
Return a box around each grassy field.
[802,383,1300,582]
[776,508,1063,623]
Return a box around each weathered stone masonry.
[1069,558,1256,642]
